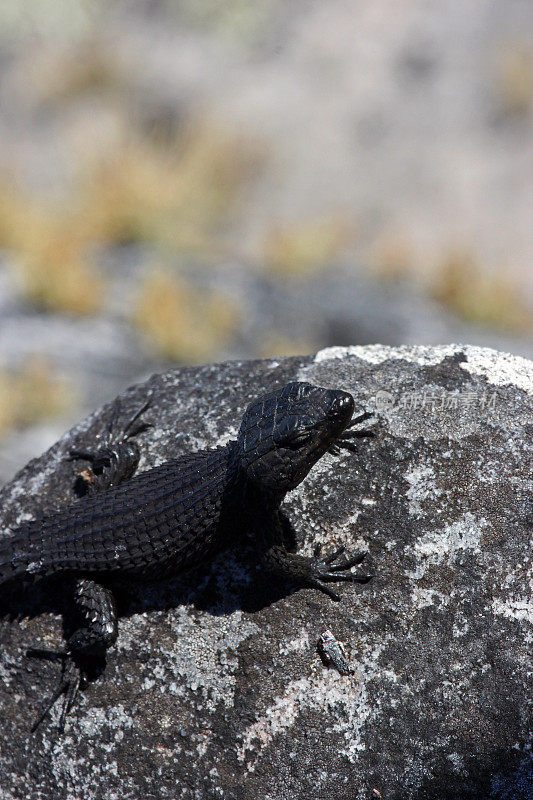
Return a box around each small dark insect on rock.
[317,629,355,676]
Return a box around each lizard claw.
[320,545,367,570]
[322,544,346,564]
[308,580,342,602]
[308,547,373,600]
[27,649,83,734]
[327,550,367,571]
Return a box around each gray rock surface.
[0,344,531,800]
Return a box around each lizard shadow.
[0,536,297,725]
[112,508,301,620]
[113,542,295,621]
[0,519,299,648]
[0,477,301,621]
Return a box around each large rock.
[0,344,531,800]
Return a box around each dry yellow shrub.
[79,125,260,254]
[0,357,73,439]
[0,180,104,315]
[133,270,238,363]
[263,216,355,276]
[431,251,532,333]
[369,233,414,282]
[0,119,260,316]
[258,334,314,359]
[494,40,533,117]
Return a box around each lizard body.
[0,381,375,730]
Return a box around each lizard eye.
[274,417,314,448]
[283,429,314,449]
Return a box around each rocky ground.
[0,345,531,799]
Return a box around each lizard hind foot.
[27,649,82,734]
[68,395,153,494]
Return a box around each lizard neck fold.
[229,451,287,515]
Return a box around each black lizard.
[0,381,375,731]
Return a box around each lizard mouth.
[328,411,376,456]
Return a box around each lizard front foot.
[308,544,373,601]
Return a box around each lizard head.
[236,381,357,499]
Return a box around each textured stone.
[0,345,531,800]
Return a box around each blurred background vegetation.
[0,0,531,482]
